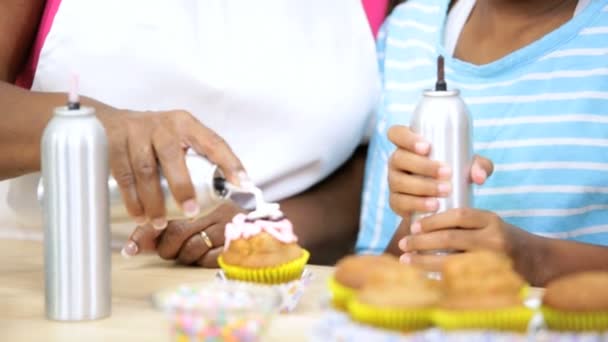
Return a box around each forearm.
[0,83,62,178]
[0,1,63,178]
[0,82,110,179]
[526,235,608,286]
[280,146,367,263]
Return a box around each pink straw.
[68,73,79,104]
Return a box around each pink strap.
[362,0,388,37]
[15,0,62,89]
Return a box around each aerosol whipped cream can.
[39,147,246,224]
[40,91,111,321]
[105,152,234,222]
[410,56,473,276]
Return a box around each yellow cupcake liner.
[542,307,608,332]
[218,249,310,285]
[347,299,432,331]
[327,277,356,311]
[433,306,534,332]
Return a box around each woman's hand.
[387,125,493,217]
[122,203,244,267]
[96,109,246,229]
[396,208,537,275]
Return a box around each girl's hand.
[397,208,536,276]
[387,125,493,217]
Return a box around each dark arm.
[0,84,115,180]
[0,1,113,180]
[0,0,43,82]
[280,146,367,265]
[0,0,50,178]
[386,217,608,286]
[519,234,608,286]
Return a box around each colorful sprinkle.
[155,282,280,341]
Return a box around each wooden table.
[0,239,332,341]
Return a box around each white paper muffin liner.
[216,268,313,314]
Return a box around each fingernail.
[438,166,452,178]
[134,216,147,226]
[121,241,138,259]
[238,171,252,186]
[411,222,421,234]
[414,142,430,154]
[399,238,407,251]
[152,217,168,230]
[182,199,200,218]
[425,198,439,211]
[437,182,451,196]
[473,164,487,182]
[400,253,411,264]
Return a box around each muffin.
[433,250,533,331]
[440,250,526,310]
[348,265,440,331]
[329,254,402,309]
[218,204,309,285]
[542,271,608,331]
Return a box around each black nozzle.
[435,55,447,91]
[67,101,81,110]
[213,177,228,197]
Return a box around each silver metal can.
[40,104,111,321]
[39,153,250,224]
[409,88,473,278]
[107,153,233,222]
[410,89,473,220]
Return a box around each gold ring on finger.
[200,231,213,249]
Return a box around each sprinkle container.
[153,282,281,341]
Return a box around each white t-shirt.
[6,0,380,228]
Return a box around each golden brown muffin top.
[440,294,522,310]
[440,250,525,309]
[442,250,515,279]
[221,232,303,268]
[357,266,441,309]
[543,271,608,312]
[334,254,402,290]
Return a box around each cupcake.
[348,264,440,331]
[542,271,608,331]
[433,250,533,331]
[218,203,309,285]
[329,254,402,310]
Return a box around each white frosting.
[247,202,283,220]
[238,182,284,220]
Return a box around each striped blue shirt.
[356,0,608,254]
